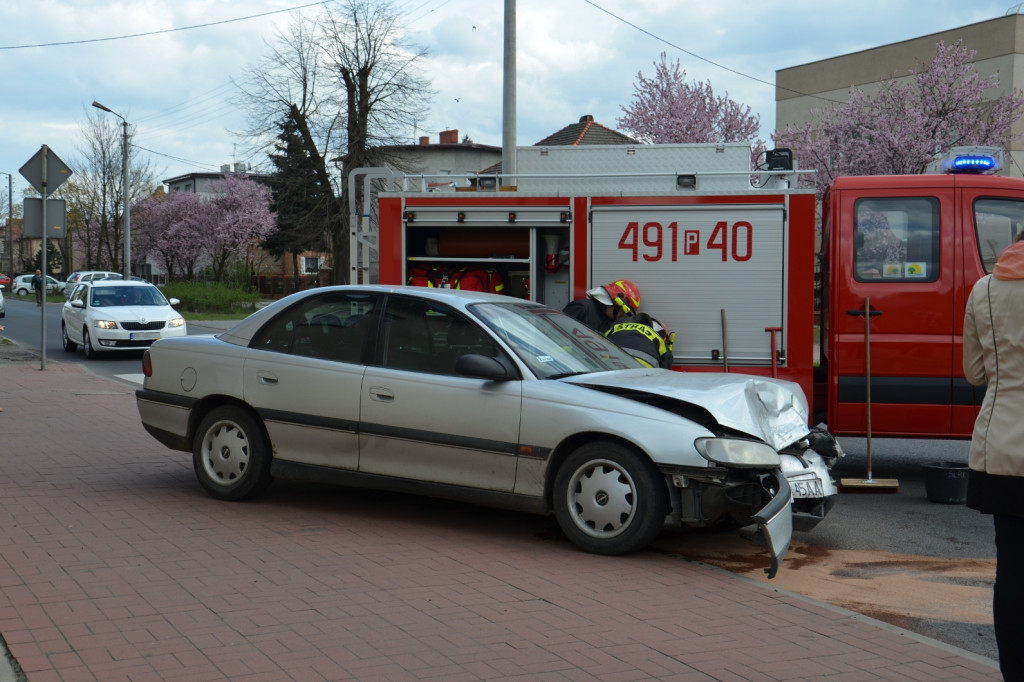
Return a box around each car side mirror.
[455,353,513,381]
[70,299,85,309]
[168,298,180,306]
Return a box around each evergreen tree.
[264,111,333,282]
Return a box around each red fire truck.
[352,143,1022,439]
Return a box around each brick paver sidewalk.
[0,362,1001,681]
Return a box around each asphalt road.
[0,293,230,381]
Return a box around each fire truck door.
[833,192,955,436]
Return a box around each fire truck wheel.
[553,442,668,555]
[193,406,273,501]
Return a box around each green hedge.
[161,282,263,315]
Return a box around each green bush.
[161,282,263,316]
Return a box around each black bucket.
[921,461,969,504]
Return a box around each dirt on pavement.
[655,531,994,634]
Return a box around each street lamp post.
[91,101,131,280]
[0,171,12,276]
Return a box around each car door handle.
[369,387,395,402]
[257,372,279,385]
[846,309,882,317]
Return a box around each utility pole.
[92,101,131,279]
[502,0,517,186]
[0,171,12,275]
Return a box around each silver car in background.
[136,286,840,578]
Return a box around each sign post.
[19,145,73,370]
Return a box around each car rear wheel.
[193,406,273,501]
[554,442,669,555]
[61,323,77,352]
[82,328,95,359]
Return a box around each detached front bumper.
[751,472,792,579]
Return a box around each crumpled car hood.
[562,369,811,451]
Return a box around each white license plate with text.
[790,478,824,499]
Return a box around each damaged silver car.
[136,286,840,578]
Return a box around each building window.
[303,256,320,275]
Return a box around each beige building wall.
[775,13,1024,177]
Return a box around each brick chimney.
[419,136,430,145]
[439,129,459,144]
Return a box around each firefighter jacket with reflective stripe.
[605,321,673,369]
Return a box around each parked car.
[61,280,186,358]
[63,271,122,297]
[0,273,11,289]
[0,284,5,318]
[12,273,64,295]
[135,286,841,578]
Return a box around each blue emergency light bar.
[950,153,999,173]
[932,146,1003,175]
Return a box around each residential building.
[775,12,1024,176]
[381,128,501,188]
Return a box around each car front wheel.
[554,442,669,555]
[61,323,77,352]
[193,406,273,501]
[82,328,96,359]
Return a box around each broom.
[840,297,899,492]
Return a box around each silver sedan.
[136,286,840,578]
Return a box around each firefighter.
[605,312,674,369]
[561,279,641,334]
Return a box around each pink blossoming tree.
[774,40,1024,198]
[617,52,764,164]
[133,175,276,282]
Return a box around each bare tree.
[233,0,433,284]
[62,110,158,274]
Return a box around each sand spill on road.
[655,533,995,627]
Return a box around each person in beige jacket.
[963,230,1024,680]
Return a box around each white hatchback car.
[62,280,186,358]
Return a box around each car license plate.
[790,478,824,499]
[130,332,158,341]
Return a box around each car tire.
[15,287,27,295]
[553,442,669,556]
[82,328,95,359]
[61,323,77,352]
[193,406,273,501]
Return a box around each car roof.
[82,279,153,288]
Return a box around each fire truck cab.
[821,148,1024,438]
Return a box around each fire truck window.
[853,197,939,282]
[973,198,1024,274]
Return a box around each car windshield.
[470,301,642,379]
[90,286,168,307]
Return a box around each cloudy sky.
[0,0,1016,201]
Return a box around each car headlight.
[694,437,781,468]
[167,317,185,328]
[95,320,118,330]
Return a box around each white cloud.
[0,0,1017,198]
